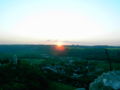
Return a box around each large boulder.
[89,71,120,90]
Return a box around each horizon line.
[0,44,119,47]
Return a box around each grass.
[21,59,120,71]
[21,59,45,65]
[91,60,120,72]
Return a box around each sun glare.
[54,42,65,51]
[56,42,63,47]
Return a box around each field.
[0,45,120,90]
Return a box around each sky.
[0,0,120,45]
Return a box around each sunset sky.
[0,0,120,45]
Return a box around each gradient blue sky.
[0,0,120,45]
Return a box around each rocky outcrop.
[89,71,120,90]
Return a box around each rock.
[89,71,120,90]
[75,88,86,90]
[42,66,57,73]
[71,73,83,79]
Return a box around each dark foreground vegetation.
[0,63,49,90]
[0,45,120,90]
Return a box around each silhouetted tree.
[105,49,112,71]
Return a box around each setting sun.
[54,42,65,51]
[56,42,64,47]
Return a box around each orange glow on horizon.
[54,42,65,51]
[56,45,65,51]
